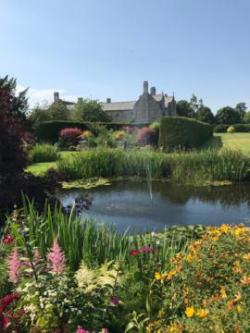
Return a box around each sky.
[1,0,250,112]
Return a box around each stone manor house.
[53,81,176,123]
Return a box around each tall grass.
[9,202,202,271]
[57,148,249,185]
[29,144,59,163]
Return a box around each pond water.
[59,181,250,233]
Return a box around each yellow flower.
[155,272,162,280]
[163,269,178,280]
[167,322,183,333]
[243,252,250,260]
[220,224,229,234]
[236,305,243,313]
[196,308,209,318]
[220,286,227,299]
[186,253,194,263]
[185,306,195,318]
[233,261,242,274]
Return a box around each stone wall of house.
[105,110,135,122]
[134,93,163,123]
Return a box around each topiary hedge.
[214,123,250,133]
[159,116,213,150]
[34,121,148,143]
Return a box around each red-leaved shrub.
[137,127,155,145]
[59,127,82,148]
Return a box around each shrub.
[34,121,147,143]
[227,126,235,133]
[147,225,250,332]
[159,116,213,150]
[59,127,82,149]
[29,144,59,163]
[137,127,155,145]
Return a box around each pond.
[59,181,250,233]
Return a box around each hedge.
[214,124,250,133]
[159,116,213,150]
[34,121,149,143]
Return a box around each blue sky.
[1,0,250,112]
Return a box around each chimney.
[54,91,59,102]
[106,98,111,103]
[77,97,83,103]
[143,81,148,94]
[150,86,156,95]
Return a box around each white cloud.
[16,85,78,108]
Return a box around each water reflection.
[59,181,250,233]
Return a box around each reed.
[29,144,59,163]
[57,148,249,185]
[9,202,202,271]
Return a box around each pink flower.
[101,329,109,333]
[110,296,120,306]
[7,248,21,283]
[76,326,89,333]
[139,246,155,254]
[47,240,65,275]
[2,234,14,245]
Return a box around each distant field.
[206,133,250,157]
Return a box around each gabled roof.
[102,101,136,111]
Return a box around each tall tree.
[72,99,111,122]
[215,106,241,124]
[176,100,194,118]
[0,75,28,121]
[235,102,247,121]
[196,106,214,124]
[48,100,69,120]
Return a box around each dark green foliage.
[235,102,247,120]
[244,111,250,124]
[159,116,213,150]
[72,99,112,122]
[0,75,28,121]
[176,100,194,117]
[215,106,241,124]
[28,106,52,127]
[214,123,250,132]
[48,101,69,120]
[34,121,146,142]
[196,106,214,124]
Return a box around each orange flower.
[242,252,250,260]
[240,275,250,286]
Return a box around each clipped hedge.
[159,116,213,150]
[34,121,148,143]
[214,123,250,133]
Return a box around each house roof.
[102,101,136,111]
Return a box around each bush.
[147,225,250,332]
[214,124,250,133]
[29,144,59,163]
[34,121,147,143]
[227,126,235,133]
[159,116,213,150]
[137,127,155,145]
[59,127,82,149]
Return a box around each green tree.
[48,100,69,120]
[0,75,28,120]
[176,100,194,118]
[215,106,241,124]
[190,94,203,114]
[28,105,52,127]
[72,99,111,122]
[243,111,250,123]
[196,106,214,124]
[235,102,247,121]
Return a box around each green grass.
[205,133,250,157]
[26,151,76,176]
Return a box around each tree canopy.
[196,106,214,124]
[72,99,111,122]
[215,106,242,124]
[0,75,28,121]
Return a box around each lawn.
[208,133,250,156]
